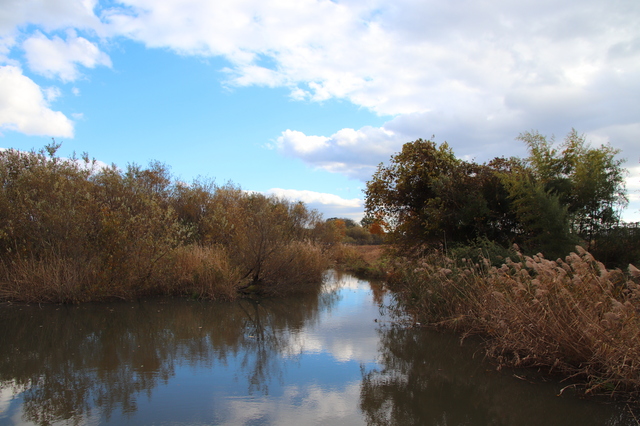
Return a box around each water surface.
[0,271,635,425]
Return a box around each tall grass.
[388,246,640,398]
[163,244,241,300]
[330,243,390,279]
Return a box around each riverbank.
[332,244,389,279]
[266,242,640,401]
[0,147,333,303]
[384,247,640,401]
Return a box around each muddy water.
[0,271,635,425]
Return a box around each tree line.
[364,129,632,263]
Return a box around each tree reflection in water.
[359,325,635,426]
[1,273,634,426]
[0,283,338,426]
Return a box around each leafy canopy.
[364,130,628,258]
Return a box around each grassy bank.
[331,244,390,279]
[0,146,331,303]
[386,246,640,399]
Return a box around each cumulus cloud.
[99,1,639,162]
[265,188,363,220]
[0,0,638,217]
[0,1,108,137]
[0,65,74,136]
[23,30,111,81]
[99,0,640,118]
[275,110,529,181]
[42,86,62,102]
[0,36,17,64]
[276,127,408,181]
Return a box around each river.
[0,270,635,425]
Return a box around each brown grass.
[388,246,640,399]
[331,244,390,278]
[254,240,329,295]
[0,256,100,303]
[351,245,386,264]
[163,244,241,300]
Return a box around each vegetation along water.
[1,128,639,412]
[360,129,640,400]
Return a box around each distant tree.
[326,217,383,245]
[326,218,347,239]
[365,215,387,237]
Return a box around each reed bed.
[388,246,640,398]
[0,256,101,303]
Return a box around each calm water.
[0,271,635,425]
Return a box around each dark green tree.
[518,129,628,245]
[364,139,496,251]
[364,131,628,258]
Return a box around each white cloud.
[99,1,639,164]
[101,0,639,117]
[0,36,17,64]
[0,65,74,136]
[43,86,62,102]
[0,0,103,36]
[276,127,408,181]
[266,188,360,208]
[265,188,363,220]
[622,163,640,223]
[627,166,640,194]
[23,30,111,82]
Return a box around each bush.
[0,146,331,302]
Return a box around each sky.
[0,0,639,222]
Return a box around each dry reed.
[0,256,101,303]
[389,246,640,398]
[163,244,241,300]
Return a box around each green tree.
[500,167,578,258]
[364,131,628,258]
[364,139,496,251]
[518,129,628,244]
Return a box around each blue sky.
[1,0,639,221]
